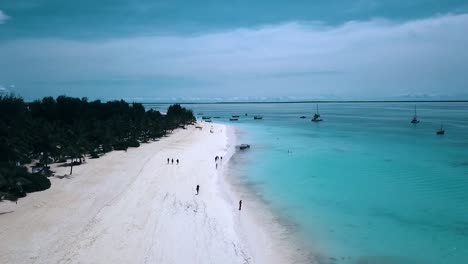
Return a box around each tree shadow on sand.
[57,161,83,168]
[53,174,73,180]
[0,211,15,216]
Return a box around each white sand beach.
[0,123,295,264]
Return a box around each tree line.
[0,95,196,201]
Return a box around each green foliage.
[0,162,51,201]
[21,172,52,193]
[0,95,195,201]
[166,104,196,130]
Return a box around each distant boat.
[205,119,212,123]
[300,116,307,119]
[232,115,240,118]
[411,105,420,124]
[229,117,239,121]
[202,116,211,120]
[311,104,323,122]
[436,123,445,135]
[245,113,248,116]
[254,115,263,120]
[213,116,221,119]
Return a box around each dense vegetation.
[0,95,195,201]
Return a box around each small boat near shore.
[202,116,211,120]
[239,144,250,150]
[300,116,307,119]
[229,117,239,121]
[232,115,240,118]
[254,115,263,120]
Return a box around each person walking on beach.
[238,200,242,211]
[171,158,174,164]
[196,185,200,195]
[176,159,179,165]
[167,158,169,164]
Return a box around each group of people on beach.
[214,155,223,169]
[191,155,243,211]
[167,158,180,165]
[163,125,243,211]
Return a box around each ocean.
[146,102,468,264]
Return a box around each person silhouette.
[167,158,169,164]
[196,185,200,195]
[171,158,174,164]
[177,159,179,165]
[238,200,242,211]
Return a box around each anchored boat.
[436,123,445,135]
[239,144,250,150]
[411,105,420,124]
[311,104,323,122]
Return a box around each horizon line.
[139,100,468,105]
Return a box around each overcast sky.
[1,0,468,101]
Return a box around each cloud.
[0,13,468,100]
[0,10,10,24]
[0,85,10,94]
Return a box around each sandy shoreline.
[0,122,294,264]
[223,127,314,264]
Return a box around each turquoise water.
[148,102,468,264]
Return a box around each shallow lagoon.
[148,102,468,264]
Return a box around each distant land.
[141,100,468,105]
